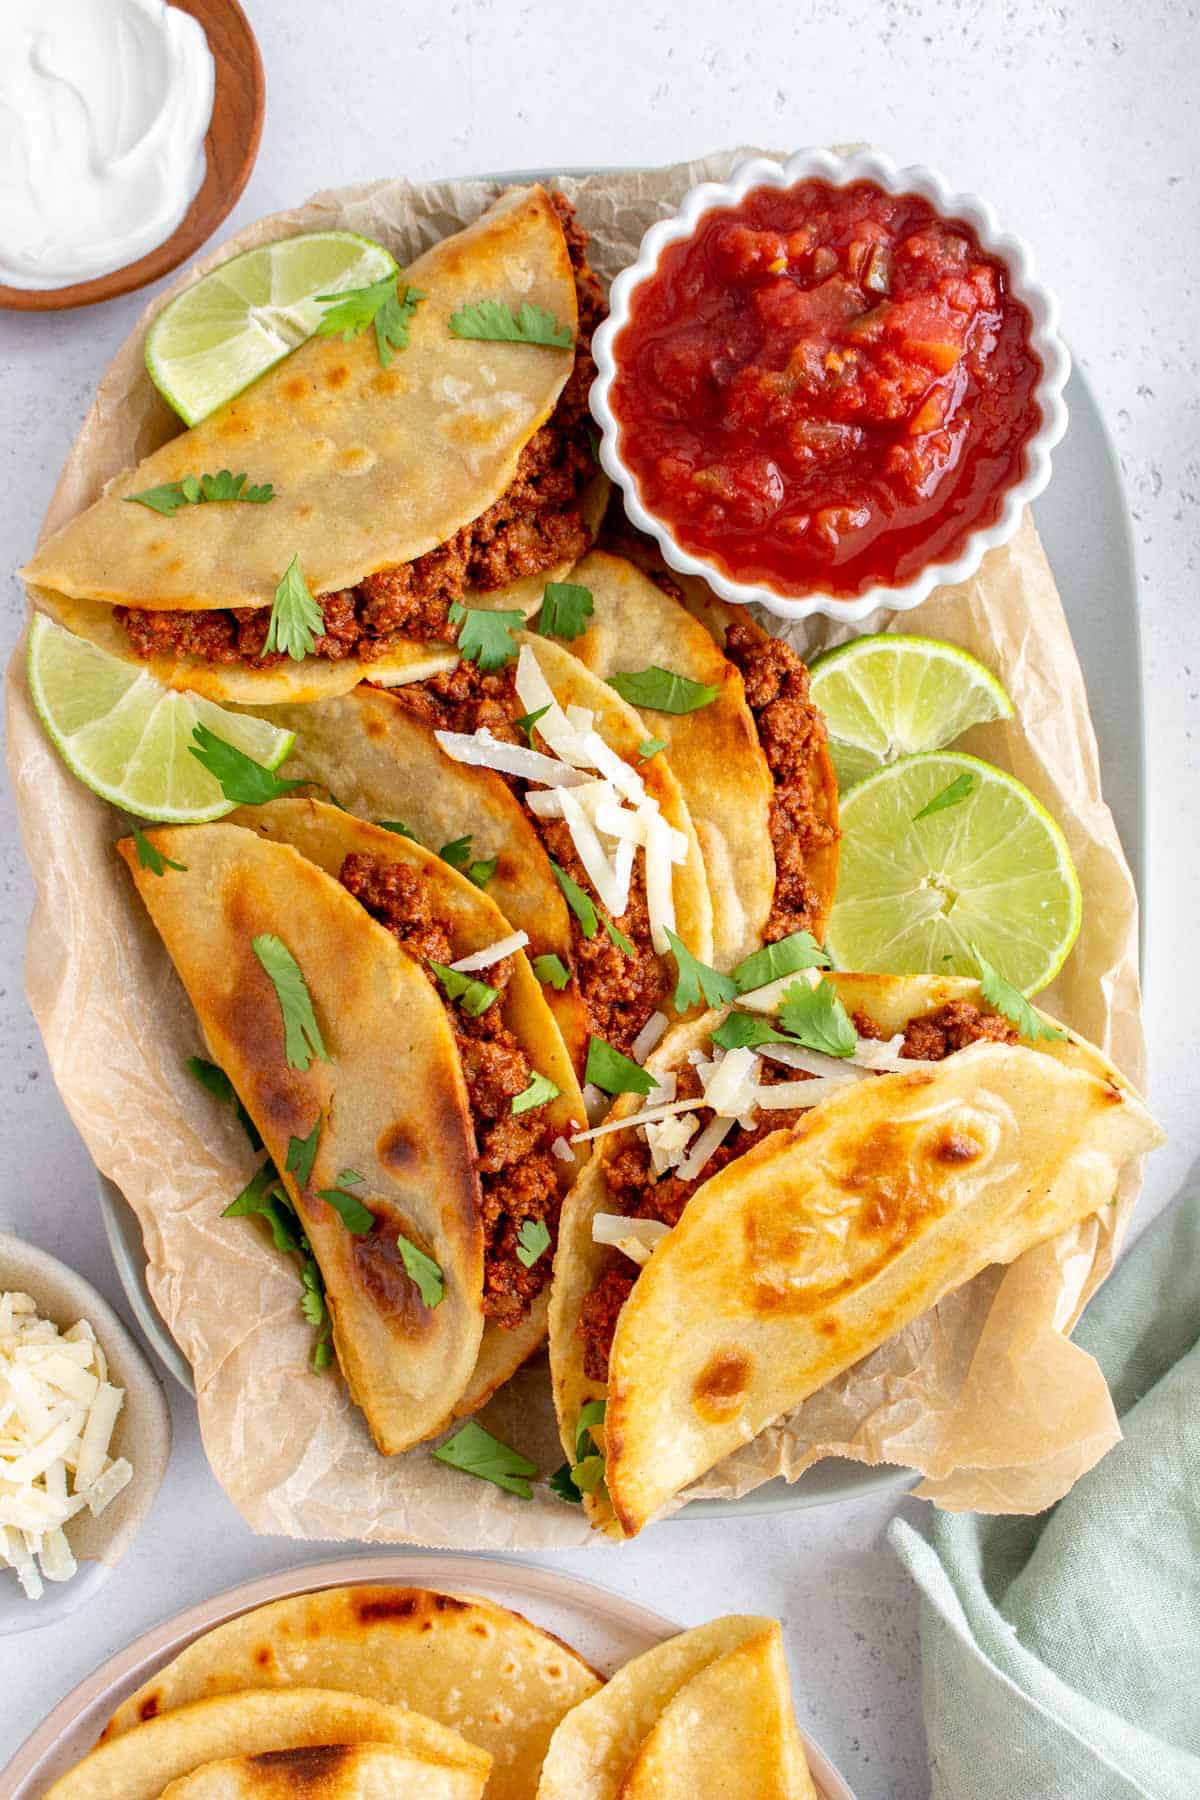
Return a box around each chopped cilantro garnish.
[600,915,635,957]
[731,930,830,994]
[571,1454,606,1493]
[607,666,719,714]
[397,1233,444,1307]
[514,704,551,746]
[913,772,975,821]
[188,725,306,807]
[709,1011,793,1053]
[538,581,594,640]
[549,1462,583,1504]
[131,823,186,877]
[301,1260,334,1371]
[432,1420,536,1498]
[438,835,497,888]
[317,1182,374,1235]
[317,276,425,367]
[973,945,1067,1042]
[776,977,857,1057]
[263,555,325,661]
[125,470,274,515]
[638,737,667,760]
[186,1055,262,1150]
[285,1115,322,1189]
[448,299,572,349]
[448,601,524,671]
[550,859,598,938]
[377,819,418,840]
[571,1398,608,1495]
[575,1398,607,1461]
[512,1070,561,1115]
[251,934,329,1071]
[585,1036,656,1097]
[428,959,498,1018]
[532,953,570,990]
[222,1160,333,1370]
[665,928,738,1012]
[515,1217,551,1268]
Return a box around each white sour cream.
[0,0,216,290]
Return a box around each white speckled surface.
[1,3,1197,1793]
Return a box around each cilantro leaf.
[665,927,738,1012]
[449,299,573,349]
[377,819,418,840]
[317,1183,375,1235]
[585,1036,656,1097]
[601,915,635,956]
[251,934,329,1071]
[532,953,570,990]
[571,1454,606,1494]
[223,1163,301,1255]
[317,277,425,367]
[913,772,975,821]
[301,1260,334,1372]
[538,581,594,641]
[263,555,325,661]
[550,860,597,938]
[513,704,551,746]
[575,1397,606,1462]
[638,737,667,760]
[709,1011,793,1053]
[125,471,275,515]
[973,945,1067,1042]
[549,1462,583,1504]
[448,602,523,671]
[607,667,719,714]
[285,1115,322,1189]
[188,725,307,807]
[731,930,830,994]
[432,1420,537,1498]
[186,1055,262,1149]
[515,1217,551,1268]
[336,1168,365,1185]
[428,959,498,1018]
[776,978,857,1057]
[397,1233,444,1307]
[512,1070,561,1115]
[438,835,497,888]
[131,823,186,877]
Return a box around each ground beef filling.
[115,194,604,670]
[575,1000,1015,1381]
[389,661,670,1057]
[337,851,560,1330]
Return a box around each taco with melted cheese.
[548,970,1163,1536]
[121,802,585,1450]
[25,186,606,705]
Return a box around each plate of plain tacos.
[7,153,1161,1545]
[2,1557,855,1799]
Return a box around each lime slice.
[27,614,294,823]
[809,634,1014,789]
[825,750,1081,995]
[145,231,399,425]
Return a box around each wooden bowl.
[0,0,265,314]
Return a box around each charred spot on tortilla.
[434,1592,469,1611]
[352,1217,445,1333]
[931,1126,988,1164]
[352,1590,419,1624]
[376,1120,420,1172]
[691,1348,753,1423]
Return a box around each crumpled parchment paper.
[4,152,1146,1545]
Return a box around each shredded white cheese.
[673,1112,738,1181]
[551,1135,577,1164]
[631,1011,669,1063]
[435,726,586,787]
[591,1213,671,1267]
[753,1075,865,1109]
[757,1042,868,1082]
[698,1046,761,1120]
[571,1095,706,1145]
[448,931,530,972]
[736,967,823,1013]
[645,1110,700,1174]
[0,1292,131,1601]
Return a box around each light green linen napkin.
[891,1190,1200,1800]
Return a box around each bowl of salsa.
[591,149,1070,622]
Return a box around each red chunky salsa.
[609,179,1043,599]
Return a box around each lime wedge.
[27,614,294,822]
[825,750,1081,995]
[145,231,399,425]
[809,634,1014,789]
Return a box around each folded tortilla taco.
[549,972,1164,1536]
[274,635,715,1067]
[161,1743,489,1799]
[25,186,606,704]
[46,1688,490,1800]
[104,1583,602,1800]
[536,1615,811,1800]
[564,548,839,967]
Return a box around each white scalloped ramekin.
[590,148,1071,625]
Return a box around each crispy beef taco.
[549,972,1163,1536]
[121,806,585,1448]
[160,1743,489,1799]
[25,187,606,704]
[536,1616,813,1800]
[565,549,839,966]
[104,1584,602,1800]
[46,1688,490,1800]
[274,636,715,1068]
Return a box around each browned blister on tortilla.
[160,1741,489,1799]
[119,823,485,1454]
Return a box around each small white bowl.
[0,1232,171,1635]
[590,147,1071,625]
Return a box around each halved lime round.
[27,614,295,823]
[810,634,1014,789]
[825,750,1081,995]
[145,231,398,425]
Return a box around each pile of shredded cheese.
[435,645,689,954]
[0,1290,132,1599]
